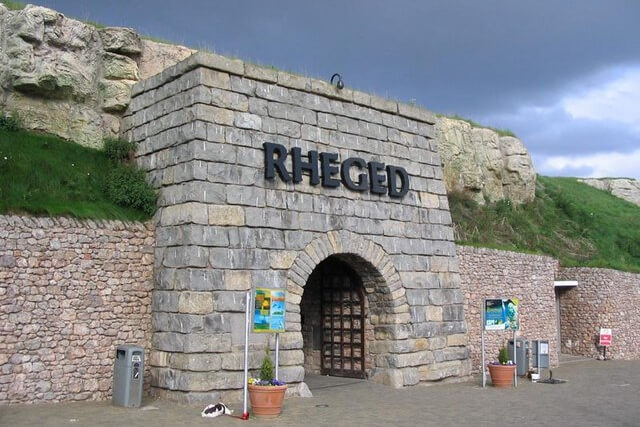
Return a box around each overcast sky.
[32,0,640,179]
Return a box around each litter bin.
[113,344,144,407]
[508,338,529,376]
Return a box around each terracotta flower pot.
[488,364,516,388]
[248,384,287,418]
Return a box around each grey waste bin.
[508,338,529,376]
[531,340,550,369]
[113,344,144,407]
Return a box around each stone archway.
[286,231,410,384]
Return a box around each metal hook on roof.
[330,73,344,90]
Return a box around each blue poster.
[253,288,286,333]
[484,298,519,330]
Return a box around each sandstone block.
[221,351,263,370]
[224,270,252,291]
[369,368,404,388]
[427,306,443,321]
[161,203,208,226]
[212,291,246,312]
[182,333,232,353]
[99,79,131,113]
[428,289,464,305]
[234,112,262,130]
[244,63,277,83]
[149,350,169,367]
[163,268,225,291]
[103,52,139,80]
[99,27,142,55]
[178,291,213,314]
[162,246,208,268]
[269,251,297,270]
[169,353,221,371]
[279,366,305,383]
[153,332,185,352]
[208,205,245,226]
[418,360,462,381]
[401,367,420,386]
[153,312,204,333]
[204,313,232,333]
[447,334,469,347]
[152,290,180,312]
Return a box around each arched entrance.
[301,256,368,379]
[288,230,412,387]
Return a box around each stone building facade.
[123,51,470,403]
[557,267,640,360]
[457,246,560,372]
[0,215,154,404]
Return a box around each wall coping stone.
[0,214,154,231]
[457,245,557,264]
[129,51,436,125]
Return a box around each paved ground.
[2,359,639,427]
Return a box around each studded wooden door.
[320,259,365,379]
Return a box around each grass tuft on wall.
[0,129,155,221]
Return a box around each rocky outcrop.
[435,117,536,204]
[0,3,194,148]
[579,178,640,206]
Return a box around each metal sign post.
[242,291,250,420]
[275,333,280,380]
[481,301,486,388]
[513,329,517,387]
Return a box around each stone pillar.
[123,51,470,403]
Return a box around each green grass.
[2,1,25,10]
[449,176,640,272]
[0,129,152,221]
[437,113,517,137]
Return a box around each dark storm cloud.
[32,0,640,176]
[35,1,640,113]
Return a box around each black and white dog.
[201,402,234,418]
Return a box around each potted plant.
[248,350,287,418]
[488,346,516,388]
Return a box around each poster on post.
[253,288,286,333]
[599,328,612,347]
[484,298,520,331]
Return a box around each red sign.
[599,328,612,347]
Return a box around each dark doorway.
[301,256,366,379]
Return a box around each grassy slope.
[0,129,150,221]
[449,176,640,272]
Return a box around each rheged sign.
[263,142,410,198]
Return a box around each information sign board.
[253,288,286,333]
[484,298,520,330]
[599,328,612,347]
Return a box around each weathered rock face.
[435,117,536,204]
[0,3,194,147]
[579,178,640,207]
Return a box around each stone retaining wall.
[557,267,640,359]
[0,215,154,404]
[457,246,559,372]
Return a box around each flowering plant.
[489,346,514,366]
[248,378,286,386]
[248,350,286,386]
